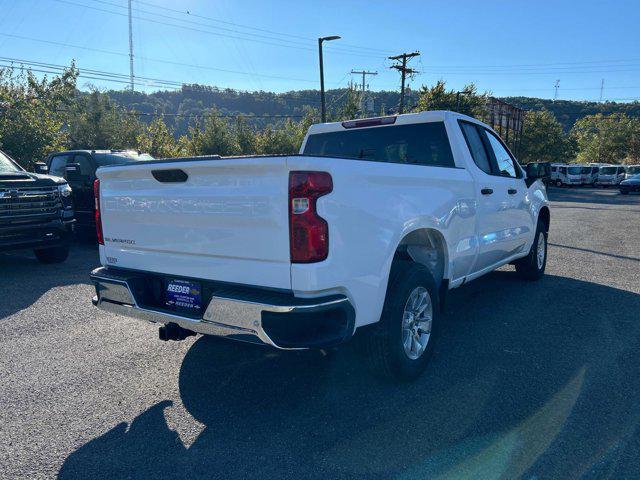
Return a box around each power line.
[126,0,396,55]
[0,56,328,103]
[0,32,318,84]
[53,0,387,59]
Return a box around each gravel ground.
[1,187,639,480]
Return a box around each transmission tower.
[128,0,134,91]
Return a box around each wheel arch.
[538,206,550,232]
[392,227,449,288]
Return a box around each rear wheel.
[362,262,440,381]
[34,245,69,264]
[515,220,547,280]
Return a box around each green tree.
[182,111,241,156]
[0,65,78,167]
[136,117,182,158]
[571,113,640,164]
[235,116,258,154]
[519,110,575,164]
[67,90,144,150]
[416,80,489,117]
[336,84,360,120]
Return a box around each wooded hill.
[106,85,640,135]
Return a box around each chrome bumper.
[90,267,354,349]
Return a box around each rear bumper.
[0,218,74,252]
[90,267,355,349]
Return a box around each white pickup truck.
[91,111,550,379]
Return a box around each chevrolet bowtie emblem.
[0,190,19,199]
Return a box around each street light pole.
[318,35,341,123]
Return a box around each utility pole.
[350,70,378,92]
[318,35,341,123]
[388,51,420,114]
[599,78,605,102]
[128,0,134,91]
[553,79,560,100]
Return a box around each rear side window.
[303,122,455,168]
[460,122,492,174]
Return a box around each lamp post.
[318,35,341,123]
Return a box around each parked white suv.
[90,111,550,379]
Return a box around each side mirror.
[65,163,82,181]
[525,163,548,187]
[34,162,48,174]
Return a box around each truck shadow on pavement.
[58,271,640,479]
[0,241,97,319]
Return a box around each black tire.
[620,190,629,195]
[362,261,440,381]
[555,179,562,187]
[34,245,69,264]
[515,220,547,281]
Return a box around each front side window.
[73,155,95,181]
[0,150,21,173]
[303,122,455,168]
[460,122,492,174]
[568,166,582,175]
[49,154,74,177]
[484,131,518,178]
[560,167,567,174]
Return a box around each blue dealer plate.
[166,279,202,312]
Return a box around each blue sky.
[0,0,639,101]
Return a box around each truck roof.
[307,110,478,135]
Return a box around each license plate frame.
[165,278,202,313]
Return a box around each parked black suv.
[0,149,74,263]
[36,150,153,232]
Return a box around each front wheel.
[362,262,440,381]
[34,244,69,264]
[555,179,563,187]
[515,221,547,280]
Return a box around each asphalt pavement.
[1,187,639,479]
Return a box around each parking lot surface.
[1,188,639,479]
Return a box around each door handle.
[481,188,493,195]
[508,188,518,195]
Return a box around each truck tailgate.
[97,156,291,289]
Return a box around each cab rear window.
[95,152,154,166]
[303,122,455,168]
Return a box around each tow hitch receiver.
[159,323,196,342]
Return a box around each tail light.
[289,171,332,263]
[94,179,104,245]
